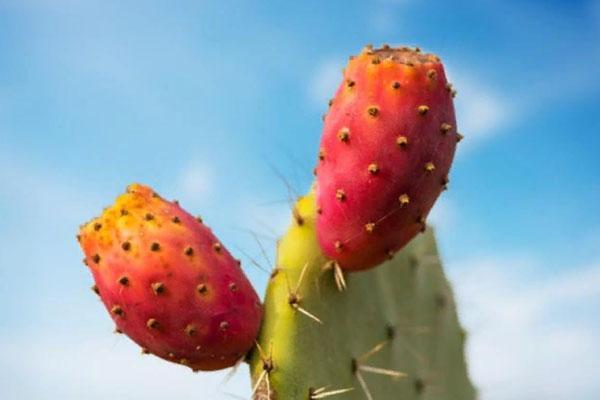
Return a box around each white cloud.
[174,161,214,207]
[448,70,514,148]
[448,256,600,400]
[308,59,344,109]
[0,331,250,400]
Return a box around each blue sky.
[0,0,599,399]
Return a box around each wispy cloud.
[448,256,600,400]
[0,331,250,400]
[174,160,214,208]
[447,69,514,149]
[308,59,344,110]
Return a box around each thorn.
[367,163,379,175]
[120,209,129,216]
[417,105,429,115]
[111,305,124,317]
[150,242,160,252]
[184,246,194,256]
[386,249,395,260]
[441,176,449,190]
[440,123,452,135]
[396,136,408,148]
[293,305,324,324]
[335,189,346,201]
[358,365,408,379]
[121,241,131,251]
[424,162,435,173]
[392,81,401,89]
[146,318,159,329]
[251,370,268,398]
[338,127,350,142]
[371,56,381,64]
[358,340,389,362]
[220,321,229,331]
[445,82,453,92]
[333,261,347,291]
[294,262,309,295]
[328,99,334,107]
[285,263,323,325]
[355,371,374,400]
[141,347,150,355]
[334,240,343,252]
[179,358,188,366]
[91,285,99,295]
[427,69,437,80]
[293,207,305,226]
[229,282,238,292]
[144,213,154,221]
[417,216,427,232]
[185,324,197,337]
[93,222,102,231]
[456,132,464,142]
[367,106,379,117]
[151,282,165,295]
[318,148,326,161]
[346,79,355,88]
[172,216,181,224]
[117,275,129,286]
[114,327,122,334]
[398,194,410,207]
[310,387,354,399]
[451,89,457,98]
[92,254,101,264]
[213,242,222,252]
[249,230,273,268]
[197,283,208,294]
[364,222,375,233]
[196,215,203,224]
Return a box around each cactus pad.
[250,192,475,399]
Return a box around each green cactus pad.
[250,192,475,400]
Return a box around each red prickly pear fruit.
[316,45,458,271]
[78,184,262,371]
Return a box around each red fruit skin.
[78,184,262,371]
[316,46,458,271]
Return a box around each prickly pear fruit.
[78,184,262,371]
[316,45,458,271]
